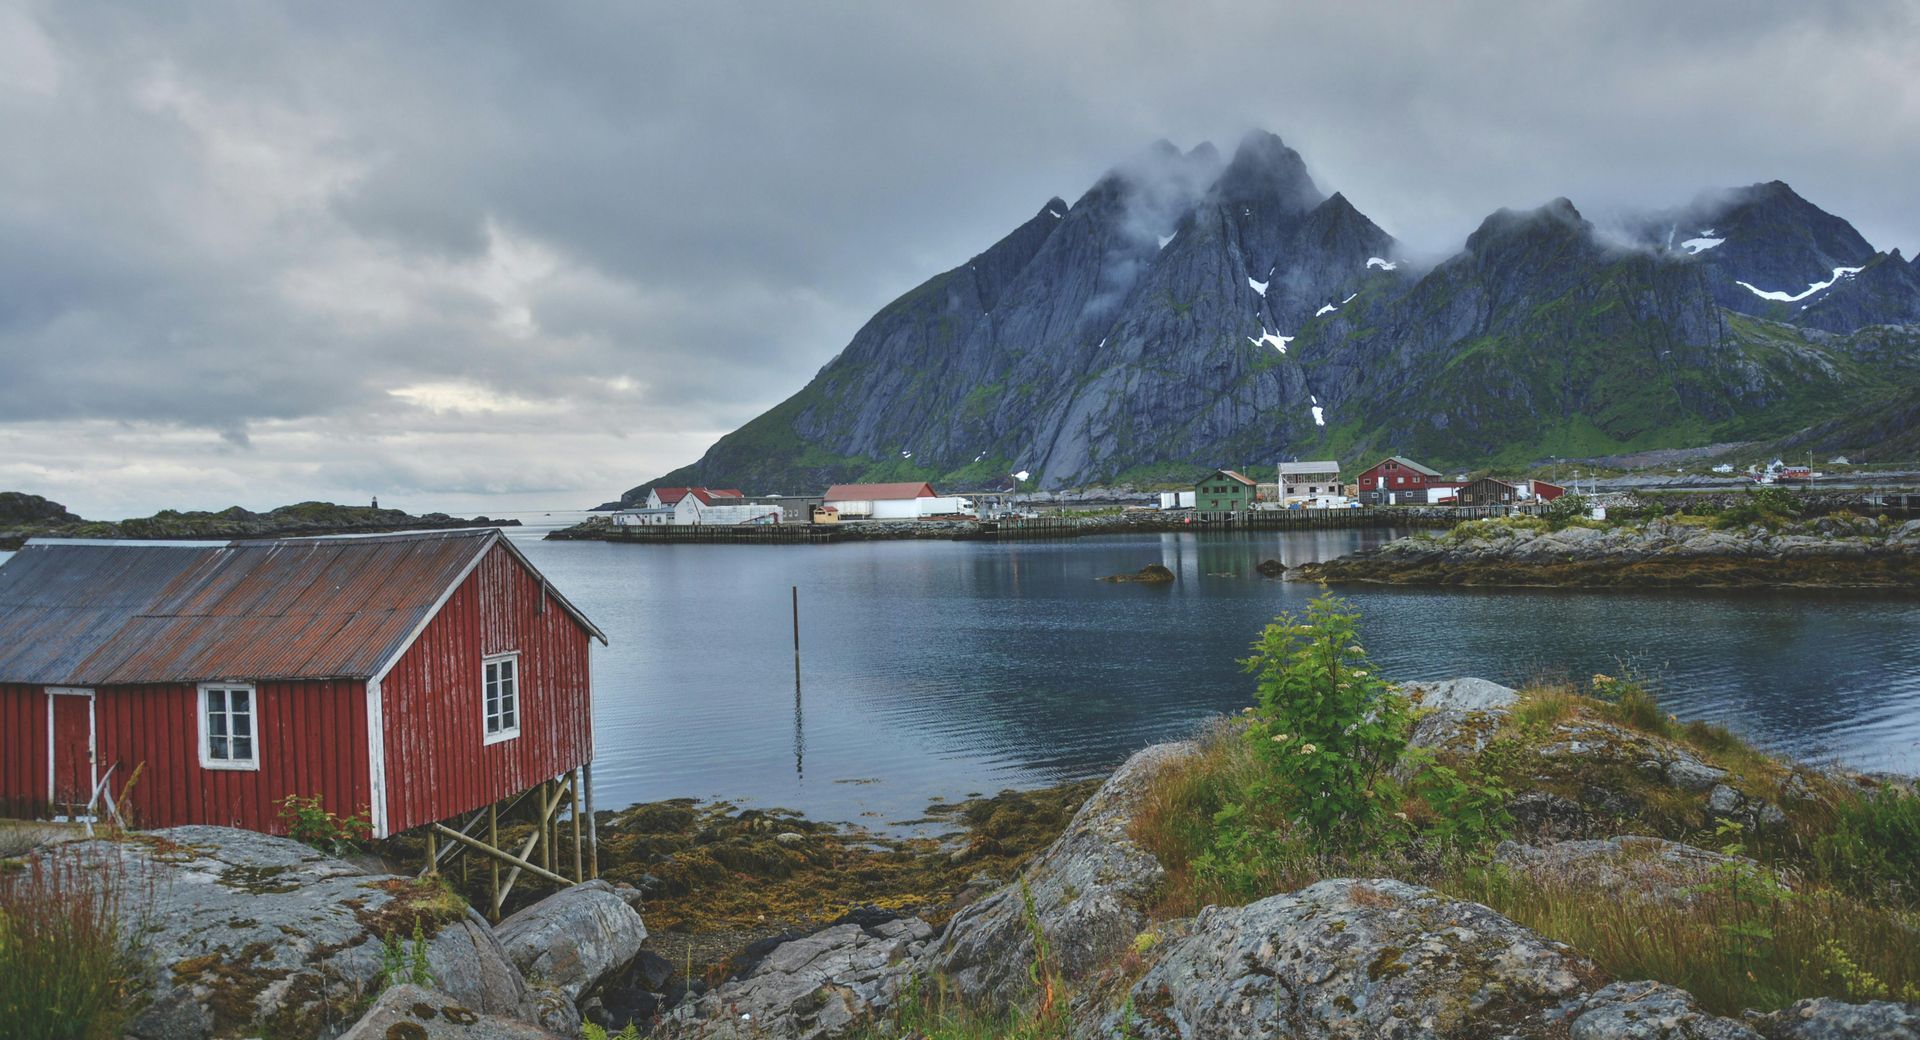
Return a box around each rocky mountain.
[622,133,1920,499]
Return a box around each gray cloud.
[2,1,1916,516]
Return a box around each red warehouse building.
[0,529,606,850]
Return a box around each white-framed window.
[483,652,521,744]
[198,683,260,770]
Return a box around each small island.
[0,491,516,551]
[1293,492,1920,591]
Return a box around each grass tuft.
[0,844,153,1040]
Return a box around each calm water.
[8,522,1916,831]
[499,519,1920,830]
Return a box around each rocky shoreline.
[548,507,1463,544]
[1293,513,1920,591]
[12,679,1918,1039]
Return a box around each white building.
[823,482,974,519]
[1158,490,1197,510]
[614,486,783,526]
[1278,461,1346,508]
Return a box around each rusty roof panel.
[0,530,524,686]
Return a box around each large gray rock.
[929,740,1193,1009]
[1102,879,1764,1039]
[1754,997,1920,1039]
[658,916,934,1040]
[57,826,530,1040]
[1404,677,1521,713]
[337,984,560,1040]
[1570,981,1760,1039]
[1102,877,1608,1038]
[495,879,648,1003]
[1494,836,1785,906]
[1394,677,1518,782]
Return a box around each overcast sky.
[3,2,1916,519]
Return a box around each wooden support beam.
[570,766,583,883]
[423,827,438,876]
[493,824,545,918]
[583,761,598,880]
[488,804,500,922]
[433,823,571,888]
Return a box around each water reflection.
[508,526,1920,830]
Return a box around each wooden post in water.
[793,584,804,778]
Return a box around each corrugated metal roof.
[0,529,604,686]
[1279,461,1341,475]
[823,482,937,501]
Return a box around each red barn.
[0,529,605,843]
[1356,456,1457,505]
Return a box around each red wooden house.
[1356,456,1458,505]
[0,529,605,842]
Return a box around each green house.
[1195,469,1258,515]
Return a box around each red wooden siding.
[0,683,49,818]
[89,679,371,832]
[379,541,593,835]
[0,679,370,831]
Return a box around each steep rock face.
[1645,181,1878,316]
[629,140,1918,500]
[1796,250,1920,333]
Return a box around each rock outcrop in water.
[1293,515,1920,590]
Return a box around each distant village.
[611,455,1569,528]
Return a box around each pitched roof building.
[0,529,604,843]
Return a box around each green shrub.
[277,795,370,856]
[1240,595,1413,847]
[0,846,152,1040]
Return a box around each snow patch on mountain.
[1737,266,1864,303]
[1248,276,1269,295]
[1366,257,1396,271]
[1248,329,1293,354]
[1310,405,1325,426]
[1315,303,1336,316]
[1681,236,1724,254]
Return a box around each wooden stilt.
[424,827,438,875]
[570,766,583,883]
[583,761,598,880]
[540,779,554,876]
[493,825,544,918]
[488,803,500,922]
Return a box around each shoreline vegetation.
[0,492,518,551]
[1296,489,1920,592]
